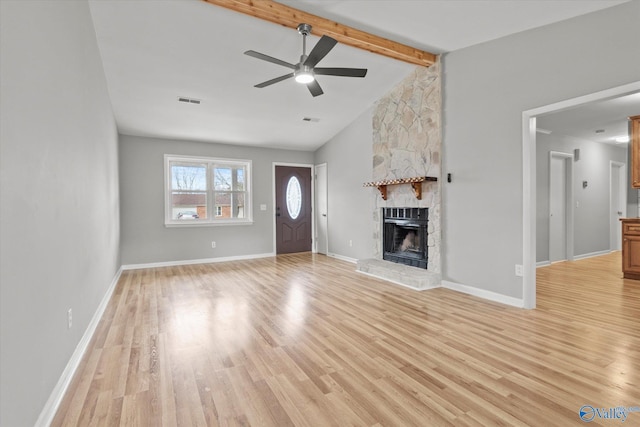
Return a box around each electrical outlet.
[349,240,353,247]
[67,308,72,329]
[515,264,523,277]
[211,241,216,249]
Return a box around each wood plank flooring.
[52,252,640,426]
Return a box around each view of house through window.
[165,155,251,225]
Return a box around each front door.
[275,166,312,254]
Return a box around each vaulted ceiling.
[88,0,629,151]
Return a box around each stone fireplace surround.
[356,62,442,290]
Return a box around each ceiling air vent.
[302,117,320,122]
[178,96,201,105]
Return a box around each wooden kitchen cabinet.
[632,115,640,189]
[621,218,640,280]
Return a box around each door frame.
[548,151,574,263]
[314,163,328,254]
[522,81,640,309]
[272,162,316,254]
[610,160,627,251]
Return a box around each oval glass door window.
[286,176,302,219]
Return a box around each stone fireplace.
[356,61,441,290]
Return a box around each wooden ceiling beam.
[202,0,436,67]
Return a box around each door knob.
[322,214,327,217]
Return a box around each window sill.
[165,219,254,228]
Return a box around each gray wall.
[536,134,628,262]
[314,108,374,260]
[441,1,640,298]
[119,135,313,265]
[0,1,121,426]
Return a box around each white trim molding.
[327,253,358,264]
[441,280,525,308]
[573,250,612,261]
[122,252,276,270]
[35,267,123,427]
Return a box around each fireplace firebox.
[382,207,428,269]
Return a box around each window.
[286,176,302,219]
[165,155,252,226]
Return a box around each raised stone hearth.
[357,259,440,290]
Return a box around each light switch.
[260,204,267,211]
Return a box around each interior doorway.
[610,161,627,251]
[522,81,640,309]
[549,151,574,263]
[315,163,328,254]
[274,165,313,254]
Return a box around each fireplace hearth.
[382,207,428,269]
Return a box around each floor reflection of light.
[285,283,307,336]
[168,297,250,352]
[173,305,212,348]
[610,345,636,393]
[216,298,236,321]
[214,297,249,351]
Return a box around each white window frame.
[164,154,253,227]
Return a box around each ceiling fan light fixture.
[294,69,314,84]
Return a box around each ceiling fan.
[244,23,368,97]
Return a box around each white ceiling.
[537,92,640,146]
[88,0,629,151]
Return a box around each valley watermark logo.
[579,405,640,423]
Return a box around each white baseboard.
[326,253,358,264]
[441,280,525,308]
[122,252,276,270]
[35,266,123,427]
[537,249,612,266]
[573,250,611,261]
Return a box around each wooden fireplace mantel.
[363,176,438,200]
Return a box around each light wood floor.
[53,252,640,426]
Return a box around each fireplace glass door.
[382,208,428,269]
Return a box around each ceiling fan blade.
[244,50,296,69]
[307,79,324,97]
[303,35,337,68]
[254,73,294,88]
[314,67,368,78]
